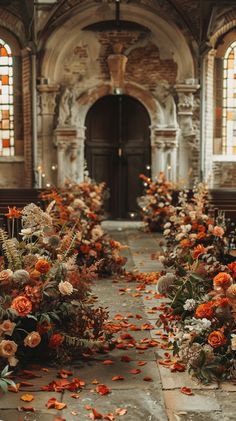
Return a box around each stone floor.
[0,223,236,421]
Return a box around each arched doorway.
[85,94,151,219]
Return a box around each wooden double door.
[85,95,151,219]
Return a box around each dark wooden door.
[85,95,150,219]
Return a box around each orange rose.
[213,272,232,289]
[192,244,206,259]
[80,244,90,254]
[180,239,192,248]
[11,296,32,317]
[196,232,206,240]
[212,226,224,237]
[35,259,51,274]
[195,302,214,319]
[0,340,17,358]
[0,269,13,285]
[24,331,41,348]
[208,330,226,348]
[49,333,64,348]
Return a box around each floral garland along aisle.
[154,182,236,383]
[0,179,127,391]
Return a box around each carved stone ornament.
[37,84,60,115]
[151,127,178,150]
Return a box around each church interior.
[1,0,236,420]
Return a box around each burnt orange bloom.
[192,244,206,259]
[213,272,232,289]
[37,320,53,335]
[195,302,214,319]
[95,242,102,251]
[228,262,236,276]
[208,330,226,348]
[30,269,41,281]
[49,333,64,348]
[180,239,192,248]
[213,297,229,307]
[197,225,206,233]
[80,244,90,254]
[11,296,32,317]
[5,206,22,219]
[196,232,206,240]
[35,259,51,274]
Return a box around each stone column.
[37,83,60,187]
[175,84,200,186]
[150,126,178,181]
[54,126,86,186]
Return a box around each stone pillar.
[54,126,86,186]
[175,83,200,186]
[150,127,178,181]
[37,83,60,187]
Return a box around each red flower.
[49,333,64,348]
[195,302,214,319]
[192,244,206,259]
[80,244,90,254]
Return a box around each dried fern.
[63,334,103,349]
[0,229,21,270]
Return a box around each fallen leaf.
[53,418,66,421]
[143,377,153,382]
[70,393,80,399]
[46,397,67,410]
[85,405,92,410]
[103,360,114,365]
[121,355,132,363]
[137,361,147,366]
[89,408,103,419]
[112,376,124,381]
[116,408,127,416]
[128,369,141,375]
[8,383,20,392]
[104,413,115,420]
[96,384,110,396]
[20,394,34,402]
[180,387,193,395]
[171,363,185,372]
[58,369,73,378]
[41,368,49,372]
[91,379,99,384]
[18,406,35,412]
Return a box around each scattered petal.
[128,369,141,375]
[112,376,124,381]
[143,377,153,382]
[20,394,34,402]
[89,408,103,419]
[180,387,193,395]
[103,360,114,365]
[116,408,127,416]
[104,413,115,421]
[96,384,110,396]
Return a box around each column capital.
[150,127,178,150]
[38,83,60,115]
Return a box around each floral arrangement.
[137,172,174,232]
[0,202,111,382]
[41,181,127,277]
[156,182,236,382]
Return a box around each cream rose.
[0,340,17,358]
[0,269,13,285]
[231,335,236,351]
[58,280,73,295]
[24,331,41,348]
[0,320,16,336]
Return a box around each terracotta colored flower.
[180,239,192,248]
[0,269,13,285]
[196,232,206,240]
[11,296,32,317]
[208,330,226,348]
[212,226,224,237]
[80,244,90,254]
[197,225,206,233]
[37,320,53,335]
[30,269,41,281]
[5,206,22,219]
[0,320,16,336]
[228,262,236,276]
[192,244,206,259]
[213,272,232,289]
[24,331,41,348]
[35,259,51,274]
[0,339,18,358]
[95,242,102,251]
[195,302,214,319]
[25,285,42,304]
[49,333,64,348]
[213,297,230,307]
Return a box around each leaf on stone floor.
[54,418,66,421]
[137,361,147,366]
[115,408,127,416]
[120,355,132,362]
[18,406,35,412]
[85,404,92,410]
[143,377,153,382]
[8,382,20,392]
[112,375,124,381]
[136,344,148,350]
[91,379,99,384]
[89,408,103,419]
[135,314,143,319]
[103,359,114,365]
[113,314,124,320]
[141,323,154,330]
[180,387,193,395]
[46,397,67,410]
[128,368,141,374]
[58,369,73,378]
[20,394,34,402]
[19,370,41,379]
[96,384,110,395]
[104,413,115,420]
[159,359,176,367]
[171,363,186,372]
[116,343,127,349]
[70,393,80,398]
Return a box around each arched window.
[222,41,236,155]
[0,38,14,156]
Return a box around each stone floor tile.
[163,390,220,412]
[166,409,224,421]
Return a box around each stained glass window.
[0,38,14,156]
[222,41,236,155]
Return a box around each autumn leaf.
[171,363,185,372]
[19,370,41,379]
[137,361,147,366]
[8,383,20,392]
[143,377,153,382]
[112,375,124,381]
[180,387,193,395]
[128,369,141,375]
[46,397,67,410]
[53,418,66,421]
[121,355,132,362]
[103,360,114,365]
[141,323,154,330]
[20,394,34,402]
[89,408,103,419]
[18,406,35,412]
[116,408,127,416]
[58,369,73,378]
[96,384,110,396]
[70,393,80,399]
[91,379,99,384]
[104,413,115,420]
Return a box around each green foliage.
[0,366,16,393]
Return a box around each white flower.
[58,281,74,295]
[189,211,196,219]
[185,317,211,333]
[164,222,171,229]
[158,255,166,264]
[231,334,236,351]
[8,356,19,367]
[159,202,164,208]
[183,299,196,311]
[180,224,192,233]
[91,225,104,241]
[176,233,185,241]
[20,228,33,237]
[163,229,171,236]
